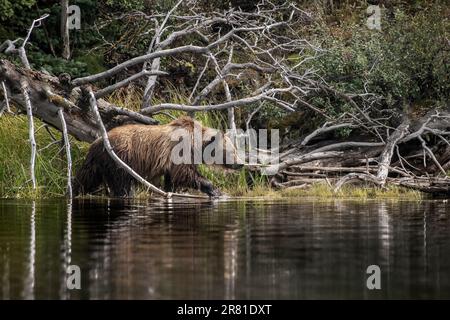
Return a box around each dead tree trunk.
[60,0,70,60]
[274,110,450,195]
[376,119,410,186]
[0,60,158,142]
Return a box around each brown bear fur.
[73,116,240,197]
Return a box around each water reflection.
[22,201,35,300]
[60,200,72,299]
[0,199,449,299]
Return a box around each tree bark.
[0,59,158,143]
[21,79,37,190]
[376,119,410,186]
[60,0,70,60]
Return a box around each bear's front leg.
[198,177,222,198]
[168,165,222,198]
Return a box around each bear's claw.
[208,188,222,198]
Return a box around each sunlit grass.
[0,115,89,198]
[279,182,422,200]
[107,83,228,128]
[199,166,423,200]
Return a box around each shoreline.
[0,184,424,201]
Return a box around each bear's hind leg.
[73,146,104,195]
[103,169,134,197]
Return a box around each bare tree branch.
[334,173,381,193]
[142,0,183,109]
[0,81,11,114]
[94,69,168,99]
[58,109,72,197]
[299,122,357,146]
[20,79,37,190]
[142,87,296,114]
[0,14,49,69]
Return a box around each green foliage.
[305,4,449,113]
[75,53,106,75]
[28,52,90,78]
[0,0,35,20]
[199,165,271,197]
[280,182,422,200]
[105,0,145,11]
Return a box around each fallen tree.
[1,2,449,197]
[270,109,450,195]
[0,59,158,142]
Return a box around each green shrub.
[304,4,449,115]
[0,0,35,20]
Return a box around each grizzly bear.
[73,116,242,197]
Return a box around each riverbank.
[0,115,423,200]
[1,2,447,200]
[222,183,422,200]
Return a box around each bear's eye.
[208,136,216,144]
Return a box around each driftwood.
[273,112,450,196]
[376,119,410,186]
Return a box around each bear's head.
[168,116,244,169]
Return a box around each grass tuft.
[0,115,88,198]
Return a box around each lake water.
[0,198,449,299]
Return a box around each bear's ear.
[169,116,196,131]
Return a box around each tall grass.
[0,115,88,198]
[279,183,422,200]
[108,83,228,128]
